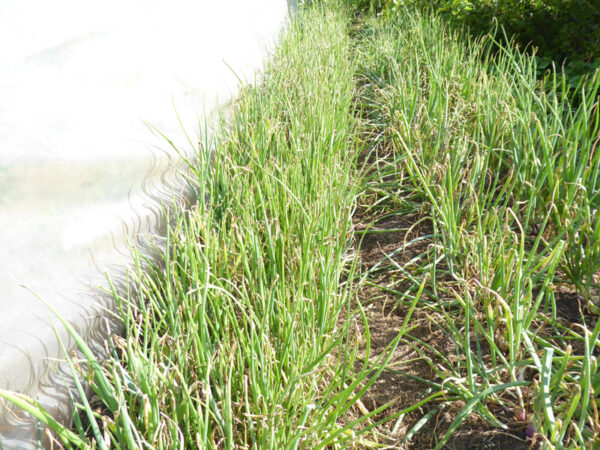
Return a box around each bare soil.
[351,214,533,449]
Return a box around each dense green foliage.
[341,0,394,13]
[470,0,597,62]
[390,0,600,85]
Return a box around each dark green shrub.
[392,0,599,84]
[461,0,599,63]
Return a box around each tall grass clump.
[0,2,393,448]
[354,6,600,448]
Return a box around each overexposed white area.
[0,1,290,446]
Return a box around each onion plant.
[353,7,600,448]
[2,2,599,448]
[0,2,404,448]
